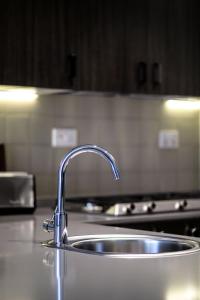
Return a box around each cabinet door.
[0,0,71,89]
[68,0,125,92]
[0,0,32,86]
[124,0,200,96]
[182,0,200,96]
[164,0,188,95]
[148,0,200,96]
[124,0,149,94]
[147,0,168,94]
[32,0,70,88]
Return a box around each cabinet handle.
[67,53,77,87]
[152,62,162,86]
[137,62,147,86]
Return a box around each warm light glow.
[0,88,38,103]
[166,286,198,300]
[165,99,200,110]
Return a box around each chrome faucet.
[43,145,120,247]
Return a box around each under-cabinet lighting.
[166,286,197,300]
[165,99,200,111]
[0,88,38,103]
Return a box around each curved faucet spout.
[48,145,120,247]
[57,145,120,214]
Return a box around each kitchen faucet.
[43,145,120,247]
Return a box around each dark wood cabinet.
[71,0,200,96]
[0,0,71,89]
[0,0,199,95]
[124,0,200,96]
[0,0,31,86]
[162,0,192,96]
[123,0,150,94]
[31,0,68,88]
[146,0,168,94]
[67,0,125,92]
[165,0,200,96]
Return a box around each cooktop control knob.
[126,203,135,215]
[143,202,156,213]
[174,200,188,211]
[185,225,200,237]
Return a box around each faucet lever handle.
[43,219,55,233]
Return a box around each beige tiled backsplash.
[0,94,199,201]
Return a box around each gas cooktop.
[64,191,200,216]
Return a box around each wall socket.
[158,130,179,149]
[51,128,78,147]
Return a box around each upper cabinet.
[0,0,71,89]
[0,1,30,86]
[166,0,200,96]
[31,0,68,88]
[123,0,149,94]
[67,0,125,92]
[0,0,199,95]
[123,0,200,96]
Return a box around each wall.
[0,93,198,203]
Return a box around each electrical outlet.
[158,130,179,149]
[51,128,78,147]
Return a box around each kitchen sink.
[43,234,200,258]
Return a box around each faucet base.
[53,211,68,246]
[42,238,69,249]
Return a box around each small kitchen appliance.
[0,172,36,214]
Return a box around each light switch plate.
[51,128,78,147]
[158,130,179,149]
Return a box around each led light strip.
[0,88,38,102]
[165,99,200,110]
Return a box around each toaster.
[0,172,36,214]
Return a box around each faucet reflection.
[42,144,120,247]
[43,250,66,300]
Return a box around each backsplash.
[0,93,199,202]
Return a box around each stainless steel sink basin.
[43,234,200,258]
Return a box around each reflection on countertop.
[0,208,200,299]
[43,249,66,300]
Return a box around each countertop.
[0,208,200,300]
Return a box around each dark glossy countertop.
[0,208,200,300]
